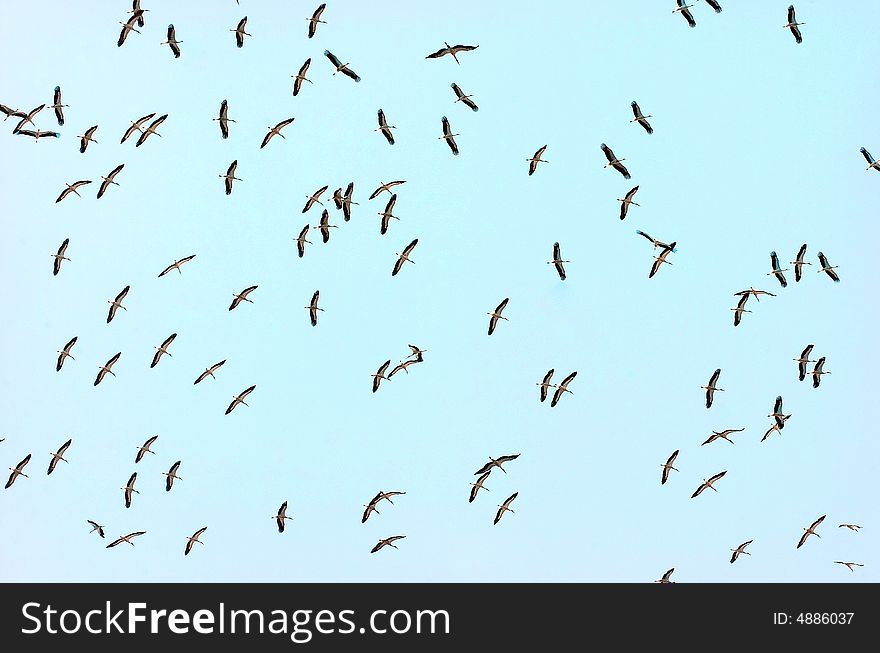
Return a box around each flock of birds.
[1,1,871,578]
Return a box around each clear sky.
[0,0,877,583]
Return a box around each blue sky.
[0,0,877,582]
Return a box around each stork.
[184,527,207,555]
[474,454,520,475]
[261,118,295,148]
[649,242,676,278]
[231,17,251,48]
[5,454,31,489]
[158,254,196,277]
[730,540,752,564]
[439,116,460,155]
[371,360,392,393]
[816,252,840,282]
[731,296,751,327]
[94,352,121,386]
[660,450,679,485]
[767,251,788,288]
[51,238,70,275]
[150,333,177,368]
[161,24,182,58]
[469,470,491,503]
[121,113,154,144]
[47,438,72,475]
[371,535,405,553]
[135,435,158,463]
[790,243,811,282]
[527,145,548,176]
[618,186,640,220]
[369,180,405,199]
[106,531,146,548]
[784,5,804,44]
[221,160,241,195]
[811,357,830,388]
[550,371,577,408]
[691,471,727,498]
[121,472,138,508]
[794,344,815,382]
[229,285,257,310]
[314,209,337,242]
[106,286,130,323]
[425,42,479,64]
[487,297,509,335]
[451,83,478,111]
[494,492,518,524]
[302,185,328,213]
[194,360,225,385]
[701,428,744,446]
[87,520,106,538]
[214,100,234,139]
[306,290,323,326]
[78,125,98,153]
[50,86,67,126]
[378,194,400,235]
[630,101,653,134]
[392,238,418,276]
[673,0,696,28]
[375,109,395,145]
[97,164,124,198]
[295,224,312,258]
[274,501,292,532]
[307,4,326,38]
[56,336,77,371]
[796,514,825,548]
[292,59,313,96]
[226,385,256,414]
[701,368,723,408]
[323,50,361,81]
[536,369,554,402]
[547,242,569,280]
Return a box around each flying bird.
[389,359,418,377]
[378,194,400,234]
[487,297,509,335]
[342,182,357,221]
[425,42,479,64]
[184,527,207,555]
[121,472,138,508]
[838,524,861,532]
[794,345,815,381]
[314,209,337,242]
[834,561,864,572]
[50,86,67,125]
[630,101,653,134]
[194,360,226,385]
[306,290,323,326]
[392,238,418,276]
[790,244,811,282]
[214,100,234,139]
[295,224,312,258]
[261,117,295,148]
[618,186,640,220]
[97,164,124,199]
[274,501,292,532]
[332,187,344,210]
[767,251,788,288]
[51,238,70,275]
[701,368,723,408]
[220,160,241,195]
[371,360,392,393]
[163,461,182,491]
[649,242,676,278]
[107,286,130,323]
[128,1,147,27]
[469,471,491,503]
[117,13,142,47]
[12,104,45,132]
[406,345,427,362]
[369,180,405,199]
[375,109,395,145]
[362,493,383,523]
[734,287,776,302]
[371,535,405,553]
[323,50,360,81]
[635,230,675,251]
[231,17,251,48]
[796,514,825,548]
[307,4,326,38]
[550,371,577,408]
[150,333,177,368]
[547,242,569,280]
[47,439,72,475]
[730,540,752,564]
[0,104,26,121]
[135,435,158,463]
[474,454,520,475]
[87,520,106,538]
[292,59,313,96]
[161,24,182,58]
[601,143,630,179]
[94,352,121,386]
[451,83,478,111]
[303,185,328,213]
[655,568,675,584]
[121,113,155,144]
[660,450,679,485]
[527,145,548,175]
[673,0,696,28]
[691,471,727,498]
[860,147,880,173]
[158,254,196,277]
[701,428,744,446]
[439,116,459,155]
[78,125,98,153]
[15,128,60,141]
[816,252,840,282]
[5,454,31,489]
[56,336,77,372]
[811,357,830,388]
[229,285,258,310]
[769,396,789,429]
[784,5,804,44]
[494,492,518,525]
[226,385,256,415]
[537,369,555,402]
[106,531,146,548]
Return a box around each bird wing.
[426,47,449,59]
[600,143,615,163]
[613,161,631,179]
[324,50,342,67]
[709,471,727,483]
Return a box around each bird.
[306,290,323,326]
[150,333,177,368]
[261,117,295,148]
[406,345,427,362]
[649,242,676,278]
[705,0,722,14]
[860,147,880,173]
[527,145,548,175]
[673,0,696,28]
[691,471,727,498]
[47,439,72,475]
[163,461,182,492]
[302,185,328,213]
[494,492,518,525]
[214,100,234,139]
[761,421,787,443]
[231,17,251,48]
[314,209,338,242]
[371,535,405,553]
[295,224,312,258]
[134,113,168,147]
[0,104,26,121]
[50,86,67,126]
[307,4,326,38]
[274,501,292,532]
[797,514,825,548]
[439,116,459,155]
[369,180,405,199]
[107,286,130,323]
[731,295,750,325]
[392,238,419,276]
[56,336,77,372]
[332,187,344,210]
[226,385,256,415]
[655,568,675,584]
[342,182,357,221]
[834,561,864,572]
[229,285,258,311]
[78,125,98,153]
[94,352,121,386]
[817,252,840,282]
[117,15,142,47]
[375,109,395,145]
[158,254,196,277]
[811,357,830,388]
[734,287,776,303]
[617,186,640,220]
[128,1,147,27]
[5,454,31,489]
[375,490,405,505]
[97,164,124,199]
[120,113,155,144]
[635,230,675,251]
[390,358,421,377]
[701,428,744,446]
[184,527,207,555]
[194,360,226,385]
[135,435,158,463]
[87,520,106,538]
[537,369,555,402]
[795,345,815,381]
[701,368,723,408]
[474,454,520,475]
[323,50,360,81]
[784,5,804,44]
[767,251,788,288]
[790,244,811,282]
[292,59,313,96]
[378,194,400,235]
[469,471,491,503]
[14,129,60,141]
[121,472,139,508]
[220,160,241,195]
[550,371,577,408]
[487,298,509,335]
[660,450,679,485]
[51,238,70,275]
[371,360,392,393]
[601,143,630,179]
[838,524,861,532]
[361,493,383,523]
[547,242,569,280]
[730,540,752,564]
[425,42,479,64]
[12,104,45,132]
[768,396,790,430]
[106,531,146,548]
[161,24,182,58]
[630,101,653,134]
[451,83,478,111]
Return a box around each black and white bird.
[342,182,357,221]
[229,285,258,310]
[392,238,418,276]
[701,428,744,446]
[56,336,77,371]
[527,145,548,175]
[469,470,491,503]
[547,242,569,280]
[794,345,815,382]
[55,181,91,204]
[655,568,675,584]
[121,472,138,508]
[494,492,518,525]
[51,238,70,275]
[361,493,383,523]
[158,254,196,277]
[369,180,406,199]
[194,360,225,385]
[117,14,142,47]
[371,535,405,553]
[97,164,124,199]
[537,369,555,402]
[214,100,234,139]
[406,345,427,362]
[221,160,241,195]
[691,471,727,498]
[323,50,360,81]
[439,116,459,155]
[274,501,292,532]
[184,527,207,555]
[649,242,676,278]
[796,514,825,548]
[375,109,395,145]
[87,520,106,538]
[128,2,146,27]
[332,187,344,210]
[451,83,478,111]
[389,360,418,377]
[50,86,67,125]
[261,118,295,148]
[636,230,675,251]
[94,352,121,386]
[550,371,577,408]
[306,290,323,326]
[150,333,177,368]
[701,368,723,408]
[767,251,788,288]
[5,454,31,489]
[860,147,880,173]
[292,59,313,96]
[231,17,251,48]
[474,454,520,475]
[601,143,630,178]
[302,185,328,213]
[730,540,752,564]
[630,101,653,134]
[15,128,60,141]
[673,0,696,28]
[121,113,154,144]
[734,287,776,302]
[0,104,26,121]
[47,439,72,475]
[834,561,865,572]
[12,103,45,132]
[314,209,337,242]
[106,531,146,548]
[371,360,392,393]
[618,186,640,220]
[378,194,400,235]
[163,461,182,491]
[135,114,167,147]
[790,244,811,282]
[78,125,98,153]
[295,224,312,258]
[307,4,326,38]
[769,396,790,429]
[660,450,679,485]
[817,252,840,283]
[811,357,830,388]
[107,286,130,323]
[161,24,182,58]
[226,385,256,414]
[135,435,158,463]
[839,523,862,532]
[425,42,479,64]
[487,298,509,335]
[784,5,804,44]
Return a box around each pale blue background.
[0,0,877,582]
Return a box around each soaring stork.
[158,254,196,277]
[0,104,27,121]
[163,460,182,490]
[306,290,323,326]
[406,345,427,362]
[784,5,804,44]
[150,333,177,368]
[97,164,124,198]
[302,185,328,213]
[274,501,292,532]
[135,114,167,147]
[78,125,98,153]
[295,224,312,258]
[794,344,814,381]
[811,357,830,388]
[730,540,752,564]
[790,243,811,282]
[121,472,138,508]
[12,103,45,132]
[292,59,313,96]
[469,470,491,503]
[332,187,344,209]
[392,238,418,276]
[128,0,147,27]
[390,360,418,377]
[221,160,241,195]
[369,180,405,199]
[371,360,392,393]
[342,182,357,221]
[474,454,520,475]
[817,252,840,282]
[487,297,509,335]
[307,4,326,38]
[734,287,776,302]
[194,360,226,385]
[768,396,789,429]
[618,186,640,220]
[537,369,554,402]
[106,531,146,548]
[94,352,121,386]
[550,371,577,408]
[226,385,256,414]
[121,113,154,144]
[673,0,696,28]
[527,145,548,176]
[834,561,864,572]
[135,435,158,463]
[860,147,880,173]
[547,242,569,280]
[362,492,383,523]
[839,523,861,532]
[5,454,31,489]
[229,285,258,310]
[87,520,106,538]
[375,109,395,145]
[701,368,723,408]
[15,129,60,141]
[655,568,675,584]
[107,286,130,323]
[47,439,72,475]
[231,17,251,48]
[761,420,788,443]
[56,336,77,371]
[50,86,67,125]
[371,535,406,553]
[660,450,679,485]
[51,238,70,275]
[649,242,676,278]
[314,209,337,242]
[767,251,788,288]
[636,230,675,251]
[439,116,460,155]
[323,50,361,81]
[378,194,400,234]
[261,117,295,148]
[494,492,518,525]
[796,514,825,548]
[630,101,653,134]
[161,24,182,58]
[55,181,91,205]
[451,83,478,111]
[701,428,744,446]
[425,42,479,64]
[691,470,727,498]
[184,527,207,555]
[118,14,142,47]
[600,144,630,178]
[214,100,234,139]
